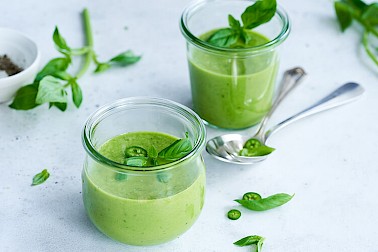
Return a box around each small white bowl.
[0,28,41,103]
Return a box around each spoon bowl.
[206,82,365,164]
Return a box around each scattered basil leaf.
[234,235,264,246]
[94,63,110,73]
[9,83,39,110]
[334,0,378,69]
[335,2,353,31]
[110,50,141,66]
[158,133,192,161]
[235,193,294,211]
[32,169,50,186]
[35,76,67,104]
[257,237,265,252]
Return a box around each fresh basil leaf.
[234,235,264,246]
[32,169,50,186]
[35,57,70,82]
[207,28,240,47]
[149,146,158,159]
[228,14,241,29]
[124,156,149,167]
[109,50,141,66]
[241,28,252,44]
[53,26,71,52]
[241,0,276,29]
[344,0,367,11]
[235,193,294,211]
[94,63,110,73]
[36,76,67,104]
[49,102,67,111]
[158,135,192,161]
[362,3,378,25]
[70,80,83,108]
[51,71,72,81]
[9,83,40,110]
[335,1,354,31]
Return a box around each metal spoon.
[206,82,364,164]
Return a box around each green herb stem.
[77,8,94,79]
[363,31,378,66]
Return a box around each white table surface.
[1,0,378,251]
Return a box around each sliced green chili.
[242,192,262,201]
[125,146,147,158]
[227,209,241,220]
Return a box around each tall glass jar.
[81,97,206,246]
[180,0,290,129]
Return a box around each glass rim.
[180,0,290,55]
[82,97,207,172]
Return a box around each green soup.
[188,29,279,129]
[82,132,206,245]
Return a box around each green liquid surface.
[82,131,205,245]
[188,29,279,129]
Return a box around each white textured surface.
[1,0,378,251]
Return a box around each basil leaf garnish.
[158,133,192,161]
[235,193,294,211]
[234,235,264,246]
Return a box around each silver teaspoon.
[206,82,364,164]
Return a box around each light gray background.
[1,0,378,251]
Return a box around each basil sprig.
[9,9,141,111]
[334,0,378,68]
[123,132,192,167]
[31,169,50,186]
[207,0,276,48]
[234,235,265,252]
[235,193,294,211]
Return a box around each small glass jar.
[180,0,290,129]
[81,97,206,246]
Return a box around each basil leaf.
[109,50,141,66]
[207,28,240,47]
[70,80,83,108]
[234,235,264,246]
[362,3,378,25]
[53,26,71,52]
[344,0,367,11]
[36,76,68,104]
[241,0,276,29]
[335,1,354,31]
[124,156,149,167]
[49,102,67,111]
[228,14,241,29]
[149,146,158,159]
[32,169,50,186]
[9,83,40,110]
[235,193,294,211]
[35,57,70,82]
[158,135,192,161]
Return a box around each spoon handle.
[266,82,364,139]
[255,67,307,140]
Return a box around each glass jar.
[180,0,290,129]
[81,97,206,246]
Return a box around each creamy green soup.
[188,29,279,129]
[82,132,205,245]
